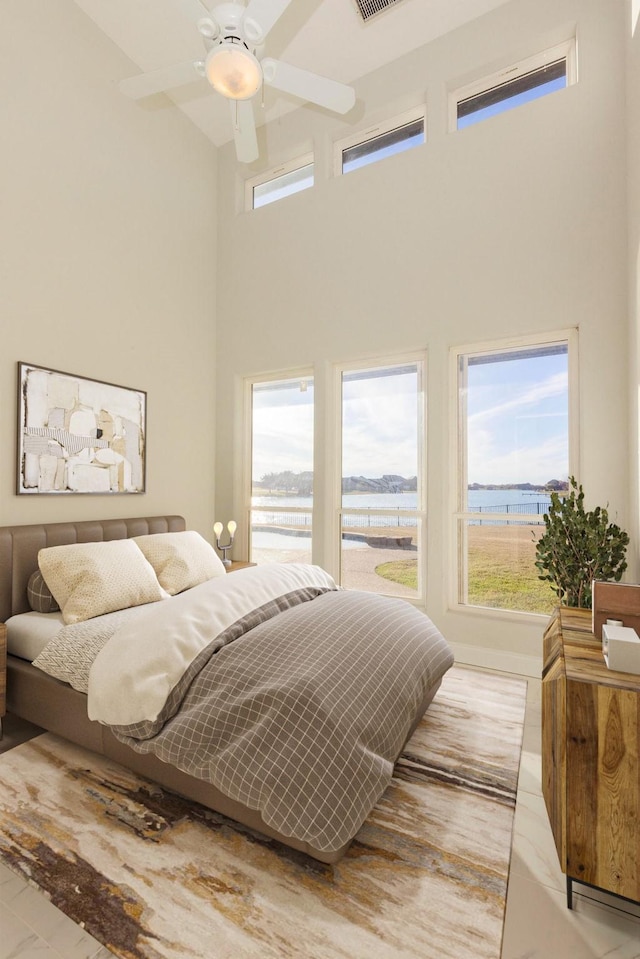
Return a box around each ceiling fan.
[119,0,357,163]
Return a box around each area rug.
[0,666,526,959]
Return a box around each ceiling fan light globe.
[205,43,262,100]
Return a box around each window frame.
[333,106,426,178]
[449,329,579,621]
[448,38,577,133]
[244,153,314,212]
[333,351,427,603]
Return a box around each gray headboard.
[0,515,185,623]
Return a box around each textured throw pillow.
[133,530,226,595]
[27,569,61,613]
[38,539,167,625]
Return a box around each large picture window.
[248,374,314,565]
[245,355,426,602]
[453,333,576,615]
[338,357,425,599]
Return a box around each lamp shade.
[205,41,262,100]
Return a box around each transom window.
[450,39,577,131]
[245,155,314,211]
[334,108,425,176]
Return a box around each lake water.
[253,488,552,510]
[251,488,554,532]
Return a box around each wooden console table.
[542,607,640,908]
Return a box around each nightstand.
[227,561,257,573]
[0,622,6,739]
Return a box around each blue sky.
[341,368,418,477]
[466,350,569,486]
[457,76,566,129]
[252,379,315,479]
[252,350,568,488]
[252,369,419,481]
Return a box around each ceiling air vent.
[353,0,406,23]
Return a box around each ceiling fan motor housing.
[208,2,266,46]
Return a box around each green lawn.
[375,560,418,589]
[375,525,558,614]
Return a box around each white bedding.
[87,563,337,726]
[32,605,155,693]
[6,611,65,661]
[28,564,338,722]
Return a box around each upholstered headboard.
[0,515,186,623]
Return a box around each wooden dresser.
[542,607,640,907]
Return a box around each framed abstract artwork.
[17,362,146,494]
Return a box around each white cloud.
[342,391,418,476]
[468,371,568,425]
[468,432,568,486]
[252,405,313,476]
[466,368,569,484]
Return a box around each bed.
[1,515,454,864]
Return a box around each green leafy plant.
[534,476,629,609]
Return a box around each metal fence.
[468,501,550,515]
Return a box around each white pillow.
[133,530,226,595]
[38,539,167,625]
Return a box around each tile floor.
[1,675,639,959]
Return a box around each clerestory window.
[334,108,425,176]
[246,155,314,210]
[450,39,577,131]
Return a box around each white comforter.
[87,563,337,726]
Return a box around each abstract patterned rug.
[0,667,526,959]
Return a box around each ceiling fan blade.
[230,99,259,163]
[119,60,204,100]
[261,58,355,114]
[242,0,293,43]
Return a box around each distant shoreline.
[467,483,566,492]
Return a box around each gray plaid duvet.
[35,565,453,852]
[109,586,454,852]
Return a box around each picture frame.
[17,362,146,494]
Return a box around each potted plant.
[534,476,630,609]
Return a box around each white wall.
[628,0,640,583]
[1,1,218,536]
[215,0,629,665]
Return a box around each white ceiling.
[74,0,513,148]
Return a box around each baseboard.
[449,641,541,679]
